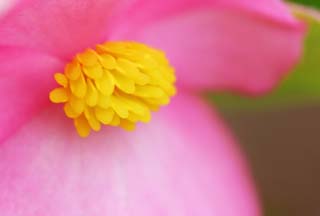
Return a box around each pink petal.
[0,0,128,59]
[0,0,17,17]
[112,1,305,94]
[0,47,63,143]
[0,93,260,215]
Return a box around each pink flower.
[0,0,304,215]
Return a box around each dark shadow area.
[221,106,320,216]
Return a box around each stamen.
[49,41,176,137]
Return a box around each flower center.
[49,41,176,137]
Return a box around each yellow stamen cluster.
[49,41,176,137]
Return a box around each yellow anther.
[49,88,68,103]
[49,41,176,137]
[65,61,81,80]
[54,73,68,87]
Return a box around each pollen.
[49,41,176,137]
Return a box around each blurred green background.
[211,1,320,215]
[290,0,320,8]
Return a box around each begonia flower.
[0,0,304,215]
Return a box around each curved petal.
[0,47,64,143]
[111,1,305,94]
[0,93,260,215]
[0,0,129,59]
